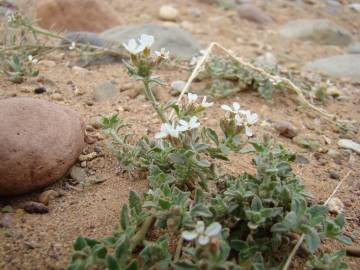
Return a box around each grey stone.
[338,139,360,154]
[100,23,201,59]
[69,166,87,182]
[64,32,106,47]
[279,19,352,46]
[0,214,12,228]
[94,81,118,102]
[256,52,277,68]
[304,54,360,82]
[349,3,360,12]
[348,42,360,54]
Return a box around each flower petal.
[245,126,253,137]
[205,222,222,236]
[232,102,240,111]
[221,104,232,111]
[155,132,167,139]
[182,231,198,241]
[198,235,209,245]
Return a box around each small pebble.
[23,202,49,214]
[338,139,360,154]
[38,190,59,205]
[89,116,103,129]
[329,171,340,180]
[39,60,56,67]
[34,86,46,94]
[190,8,202,17]
[158,5,179,21]
[120,82,134,92]
[69,166,87,182]
[327,197,344,214]
[295,155,310,164]
[274,120,299,139]
[72,66,88,74]
[51,93,63,101]
[0,214,12,228]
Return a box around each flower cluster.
[186,93,213,108]
[182,221,222,246]
[27,55,38,65]
[6,12,16,24]
[123,34,154,55]
[123,34,169,61]
[155,116,200,139]
[221,102,258,137]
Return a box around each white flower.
[155,48,169,60]
[221,102,241,114]
[155,123,179,139]
[201,96,213,108]
[28,55,38,65]
[182,221,222,246]
[235,110,258,137]
[186,93,198,103]
[123,34,155,55]
[69,42,76,50]
[123,38,142,55]
[7,13,16,23]
[138,34,154,50]
[177,116,200,132]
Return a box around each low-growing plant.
[68,35,351,270]
[193,55,285,99]
[0,53,39,83]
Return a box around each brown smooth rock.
[0,97,84,196]
[237,4,273,25]
[274,120,299,139]
[36,0,123,32]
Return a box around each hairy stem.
[143,80,167,123]
[174,237,183,261]
[130,215,156,252]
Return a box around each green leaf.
[115,234,129,259]
[305,227,321,253]
[106,255,120,270]
[93,244,107,259]
[271,223,289,233]
[126,260,138,270]
[73,236,87,250]
[129,191,142,214]
[194,189,203,205]
[207,128,219,145]
[335,213,345,228]
[120,204,130,230]
[159,199,171,210]
[190,204,213,218]
[251,196,263,211]
[335,235,352,245]
[172,261,197,270]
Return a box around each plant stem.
[143,79,167,123]
[4,21,127,58]
[130,215,155,252]
[174,237,183,261]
